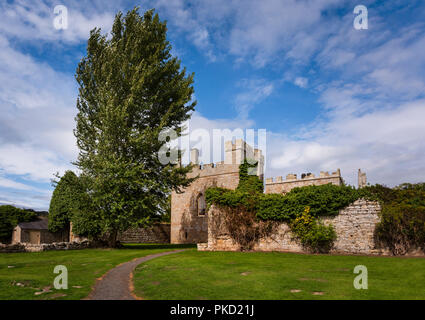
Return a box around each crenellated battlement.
[185,160,238,178]
[188,139,265,179]
[265,169,341,184]
[265,169,344,194]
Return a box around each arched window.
[197,193,206,216]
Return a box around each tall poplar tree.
[74,8,196,246]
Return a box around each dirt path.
[86,250,186,300]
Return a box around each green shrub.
[363,183,425,254]
[375,204,425,254]
[358,184,397,203]
[290,207,337,253]
[48,171,105,239]
[71,208,104,239]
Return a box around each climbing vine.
[206,163,425,254]
[361,183,425,255]
[206,160,342,252]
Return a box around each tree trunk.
[108,230,118,248]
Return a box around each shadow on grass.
[121,243,196,250]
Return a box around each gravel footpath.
[86,250,186,300]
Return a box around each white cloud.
[234,79,274,119]
[267,99,425,187]
[0,35,77,184]
[294,77,308,88]
[149,0,342,64]
[189,111,254,132]
[0,191,52,210]
[150,0,219,61]
[185,111,256,164]
[0,176,33,191]
[0,144,73,182]
[0,0,116,43]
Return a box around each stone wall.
[40,229,69,244]
[118,223,171,243]
[201,199,395,255]
[0,240,93,253]
[321,200,383,254]
[265,170,343,194]
[170,149,245,244]
[0,243,26,253]
[12,228,68,245]
[171,165,239,244]
[171,139,264,244]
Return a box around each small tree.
[48,171,83,233]
[74,8,196,246]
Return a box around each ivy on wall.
[206,160,345,252]
[206,161,425,255]
[257,184,361,221]
[360,183,425,255]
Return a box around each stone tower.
[170,139,264,244]
[358,169,367,188]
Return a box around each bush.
[363,183,425,254]
[48,171,105,239]
[375,204,425,255]
[0,205,38,243]
[206,159,263,213]
[290,207,336,253]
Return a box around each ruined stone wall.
[11,226,21,244]
[202,200,396,255]
[171,139,265,244]
[321,200,383,254]
[118,223,170,243]
[171,163,240,244]
[0,240,93,253]
[40,229,69,244]
[12,228,68,244]
[265,170,343,194]
[19,229,31,243]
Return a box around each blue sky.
[0,0,425,210]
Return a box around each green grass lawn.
[0,244,194,300]
[133,250,425,300]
